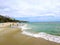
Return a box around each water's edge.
[18,23,60,43]
[22,31,60,43]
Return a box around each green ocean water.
[26,22,60,36]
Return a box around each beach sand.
[0,23,60,45]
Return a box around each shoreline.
[21,30,60,43]
[5,22,60,44]
[0,22,60,44]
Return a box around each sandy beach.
[0,23,60,45]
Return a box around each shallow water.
[26,22,60,36]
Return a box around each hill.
[0,15,28,23]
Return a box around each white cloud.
[0,0,60,17]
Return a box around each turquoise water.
[26,22,60,36]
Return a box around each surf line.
[22,30,60,43]
[18,23,60,43]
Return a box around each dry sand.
[0,23,60,45]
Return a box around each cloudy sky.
[0,0,60,22]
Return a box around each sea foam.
[22,31,60,43]
[19,23,60,43]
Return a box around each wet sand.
[0,23,60,45]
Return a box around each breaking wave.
[19,23,60,43]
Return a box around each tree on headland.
[0,15,28,23]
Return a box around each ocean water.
[25,22,60,36]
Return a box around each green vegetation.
[0,15,28,23]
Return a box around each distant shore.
[0,22,19,28]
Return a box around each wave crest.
[18,23,60,43]
[22,31,60,43]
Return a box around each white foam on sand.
[18,23,60,43]
[22,31,60,43]
[18,23,31,31]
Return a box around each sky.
[0,0,60,22]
